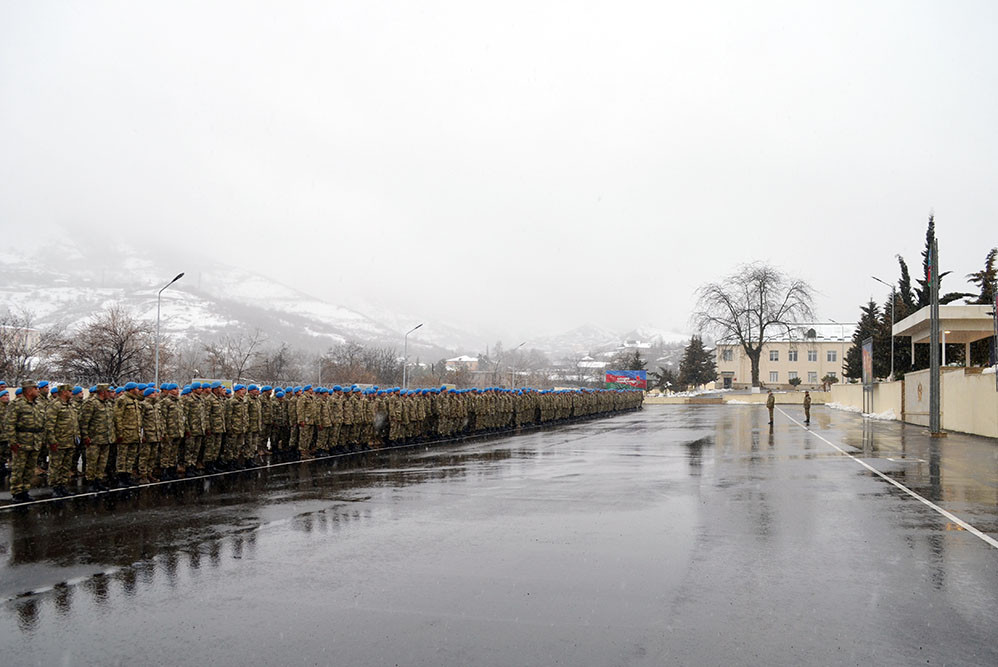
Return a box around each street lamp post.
[155,272,185,388]
[872,275,896,381]
[402,323,423,390]
[508,341,526,388]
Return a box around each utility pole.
[155,272,185,388]
[402,323,423,389]
[872,275,896,381]
[929,239,943,436]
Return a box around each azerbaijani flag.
[605,370,647,389]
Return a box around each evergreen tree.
[649,366,677,391]
[844,300,882,379]
[914,214,972,306]
[896,255,916,315]
[967,247,997,305]
[609,349,646,371]
[966,247,997,365]
[879,293,910,379]
[678,336,717,389]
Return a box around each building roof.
[892,305,995,344]
[715,322,854,345]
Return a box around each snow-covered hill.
[0,225,691,360]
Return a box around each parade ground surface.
[2,404,997,665]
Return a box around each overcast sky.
[2,1,995,340]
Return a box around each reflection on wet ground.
[1,406,996,665]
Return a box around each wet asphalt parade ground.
[2,404,997,666]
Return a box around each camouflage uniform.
[259,389,273,454]
[246,390,262,459]
[160,389,184,471]
[114,389,143,481]
[139,394,163,480]
[80,385,115,487]
[183,388,206,470]
[224,391,249,462]
[44,387,80,491]
[5,384,46,497]
[205,388,226,465]
[327,391,343,451]
[298,390,317,457]
[0,394,9,476]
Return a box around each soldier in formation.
[2,377,642,503]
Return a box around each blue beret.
[124,382,138,390]
[0,380,6,386]
[15,388,23,396]
[332,385,342,392]
[51,386,58,394]
[234,384,245,391]
[89,385,97,392]
[191,381,202,389]
[72,386,83,395]
[262,385,272,392]
[249,384,259,391]
[275,390,285,397]
[303,384,312,391]
[211,381,221,389]
[225,388,232,395]
[0,389,7,398]
[38,380,49,388]
[143,387,156,396]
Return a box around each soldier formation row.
[1,380,643,502]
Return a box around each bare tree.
[55,305,156,384]
[693,262,814,387]
[0,308,62,382]
[201,329,268,381]
[319,342,402,386]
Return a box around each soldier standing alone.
[766,390,775,426]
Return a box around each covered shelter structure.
[892,305,996,366]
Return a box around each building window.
[769,371,779,383]
[721,349,733,362]
[827,372,837,380]
[808,371,818,384]
[770,350,779,362]
[807,350,818,362]
[827,350,837,362]
[788,371,798,380]
[788,349,798,362]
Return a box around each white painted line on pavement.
[778,407,998,550]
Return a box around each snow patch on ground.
[864,409,897,421]
[726,399,751,404]
[826,402,862,413]
[984,365,997,375]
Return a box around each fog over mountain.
[0,224,688,361]
[3,2,994,345]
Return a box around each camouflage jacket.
[207,393,226,434]
[5,397,47,450]
[141,399,163,442]
[45,399,80,448]
[80,397,116,445]
[247,395,262,432]
[183,394,205,435]
[225,395,249,434]
[160,394,184,439]
[114,393,144,443]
